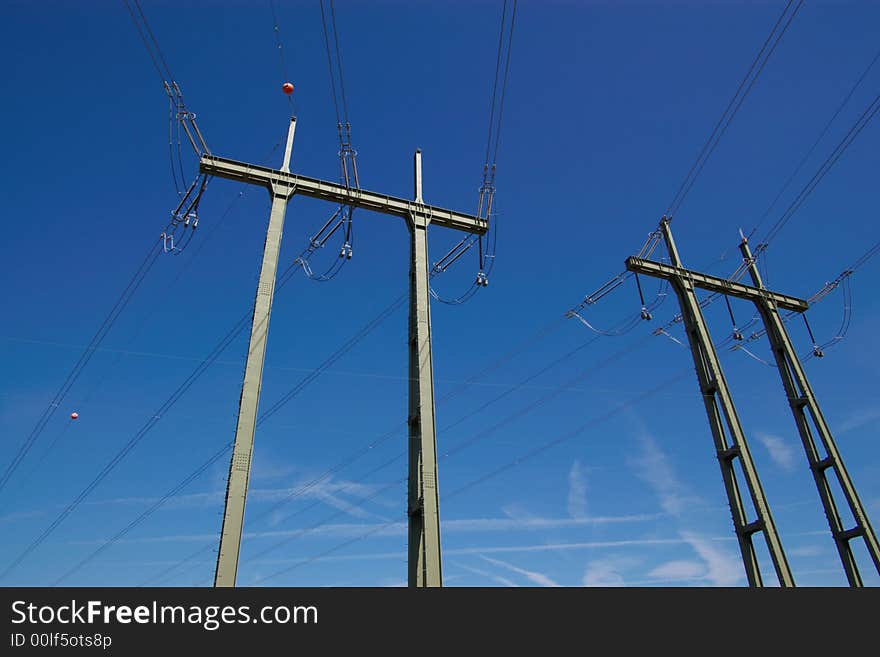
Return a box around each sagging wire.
[318,0,358,268]
[566,230,668,337]
[429,0,516,304]
[803,274,852,361]
[124,0,211,257]
[158,81,211,257]
[160,172,209,256]
[731,343,776,368]
[291,206,354,283]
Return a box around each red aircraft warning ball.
[70,412,79,420]
[282,82,294,95]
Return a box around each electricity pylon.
[202,118,487,587]
[627,217,797,587]
[738,237,880,585]
[628,216,880,586]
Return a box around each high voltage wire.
[77,317,568,585]
[93,237,853,585]
[666,0,803,219]
[254,367,695,585]
[745,44,880,244]
[18,229,491,582]
[198,329,656,582]
[14,188,250,497]
[431,0,517,305]
[758,88,880,248]
[133,318,567,585]
[0,241,162,500]
[269,0,295,116]
[121,0,175,86]
[255,328,749,585]
[246,249,871,584]
[1,132,282,504]
[0,0,220,503]
[0,245,314,581]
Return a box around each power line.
[759,88,880,247]
[255,366,693,585]
[133,317,566,585]
[269,0,296,116]
[746,44,880,243]
[430,0,518,304]
[240,331,654,574]
[666,0,803,219]
[0,239,162,500]
[0,255,311,581]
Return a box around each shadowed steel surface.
[739,238,880,585]
[214,118,297,587]
[627,218,795,587]
[408,150,442,586]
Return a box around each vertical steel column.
[659,218,794,587]
[407,150,443,587]
[740,237,880,585]
[214,118,297,587]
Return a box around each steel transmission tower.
[203,118,487,588]
[627,216,880,586]
[628,217,796,587]
[737,237,880,585]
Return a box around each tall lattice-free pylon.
[739,237,880,586]
[627,217,796,587]
[204,121,487,587]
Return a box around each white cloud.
[837,408,880,435]
[648,560,705,581]
[479,555,561,587]
[630,434,699,516]
[788,545,823,558]
[453,562,519,587]
[756,432,797,472]
[680,531,743,586]
[582,557,638,587]
[74,513,665,547]
[0,510,44,524]
[568,461,588,519]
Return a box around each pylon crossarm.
[625,256,808,312]
[200,154,488,235]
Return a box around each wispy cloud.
[84,478,386,516]
[788,544,824,558]
[568,460,587,519]
[630,434,700,516]
[680,531,743,586]
[647,559,704,581]
[582,557,639,586]
[479,555,561,587]
[756,432,797,472]
[82,513,664,546]
[837,408,880,435]
[453,562,518,587]
[0,509,44,525]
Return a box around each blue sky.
[1,0,879,587]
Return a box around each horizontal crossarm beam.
[200,155,487,235]
[625,256,808,312]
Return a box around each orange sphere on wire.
[70,412,79,420]
[282,82,294,95]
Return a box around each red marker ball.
[282,82,294,95]
[70,412,79,420]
